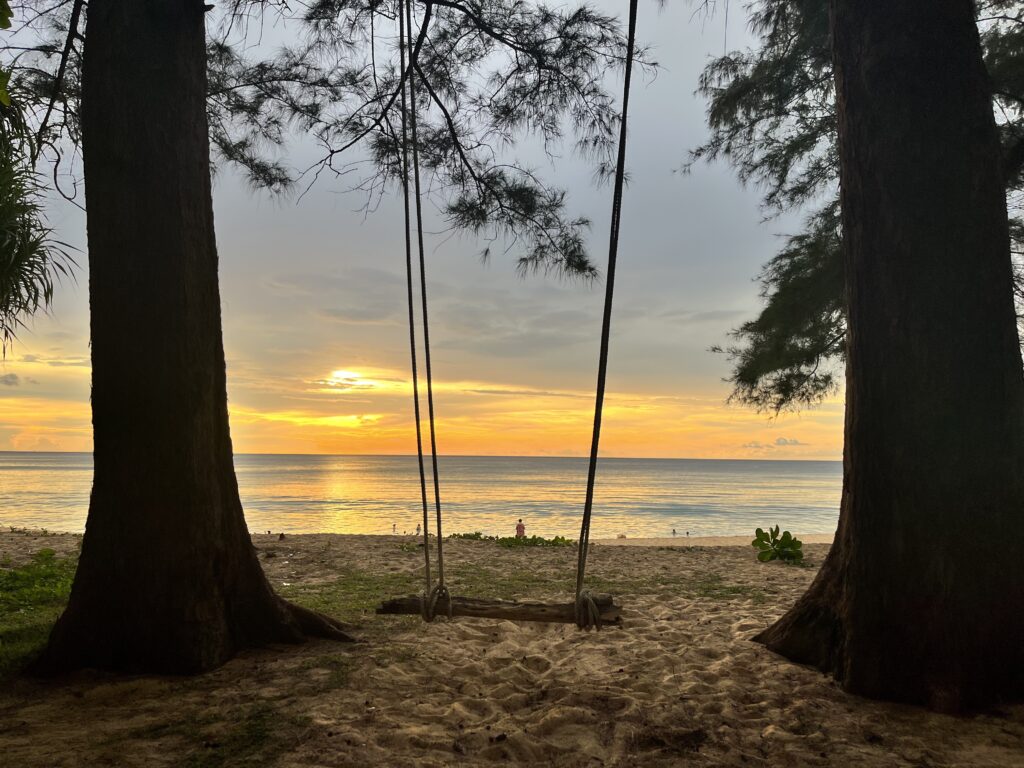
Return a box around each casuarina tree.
[33,0,356,673]
[754,0,1024,711]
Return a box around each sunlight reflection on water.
[0,453,841,538]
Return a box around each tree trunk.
[34,0,351,675]
[756,0,1024,711]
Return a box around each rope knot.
[421,584,452,622]
[575,589,602,631]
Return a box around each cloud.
[659,309,747,326]
[1,373,40,386]
[742,437,807,453]
[317,306,399,325]
[18,353,89,367]
[774,437,804,446]
[12,435,61,451]
[45,330,80,342]
[265,268,411,326]
[463,387,587,399]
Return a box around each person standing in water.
[416,523,421,537]
[515,518,526,538]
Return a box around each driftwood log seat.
[377,593,622,625]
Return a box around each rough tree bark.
[34,0,352,674]
[755,0,1024,711]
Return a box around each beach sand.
[1,530,1021,766]
[593,534,835,548]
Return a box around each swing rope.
[398,0,448,619]
[392,0,638,627]
[397,0,431,600]
[574,0,639,628]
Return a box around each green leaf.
[0,70,10,107]
[772,525,780,539]
[0,0,12,29]
[780,530,792,545]
[757,549,776,562]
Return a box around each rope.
[405,0,447,588]
[397,0,432,596]
[401,0,447,598]
[574,0,639,625]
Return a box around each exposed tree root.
[282,599,357,643]
[753,571,843,675]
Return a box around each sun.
[329,369,365,386]
[311,368,408,395]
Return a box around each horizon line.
[0,449,841,462]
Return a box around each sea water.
[0,453,841,539]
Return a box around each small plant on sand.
[752,526,803,563]
[496,535,573,548]
[447,532,573,547]
[448,532,495,541]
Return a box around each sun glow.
[308,368,409,395]
[0,356,845,458]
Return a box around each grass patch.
[685,573,766,602]
[278,569,419,625]
[450,563,577,600]
[0,548,76,677]
[445,561,764,604]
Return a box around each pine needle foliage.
[3,0,650,282]
[693,0,1024,412]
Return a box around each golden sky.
[0,350,844,458]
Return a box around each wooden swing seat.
[377,593,622,625]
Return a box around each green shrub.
[495,535,574,548]
[448,532,494,541]
[751,526,803,563]
[447,532,574,548]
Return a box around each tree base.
[31,594,355,677]
[753,544,1024,713]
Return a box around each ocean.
[0,452,841,539]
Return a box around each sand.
[1,530,1022,767]
[593,534,835,548]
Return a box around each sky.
[0,1,845,459]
